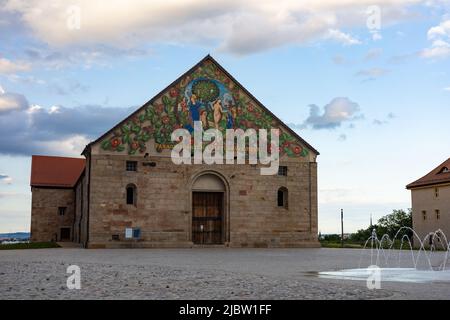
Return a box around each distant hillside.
[0,232,30,239]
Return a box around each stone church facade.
[30,55,320,248]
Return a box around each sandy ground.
[1,248,450,300]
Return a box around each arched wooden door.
[191,173,226,245]
[192,192,223,244]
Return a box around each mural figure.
[186,94,205,131]
[212,99,223,129]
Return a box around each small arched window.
[277,187,288,209]
[126,184,137,206]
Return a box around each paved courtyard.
[1,248,450,300]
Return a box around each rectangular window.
[133,228,141,239]
[126,161,137,172]
[278,166,288,176]
[58,207,66,216]
[436,209,440,220]
[435,187,439,198]
[112,234,120,241]
[422,210,427,221]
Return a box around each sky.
[0,0,449,234]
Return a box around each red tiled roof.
[30,155,85,188]
[406,158,450,189]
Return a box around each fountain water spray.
[359,227,450,271]
[319,228,450,284]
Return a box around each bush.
[0,242,60,250]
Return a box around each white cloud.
[40,135,91,157]
[2,0,428,55]
[325,29,361,45]
[444,86,450,91]
[303,97,363,130]
[427,19,450,39]
[421,39,450,58]
[0,57,31,74]
[422,19,450,59]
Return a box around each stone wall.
[30,187,75,242]
[411,184,450,247]
[86,151,319,248]
[73,172,89,246]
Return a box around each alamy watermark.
[66,265,81,289]
[366,265,381,290]
[366,5,381,40]
[170,121,280,175]
[66,5,81,30]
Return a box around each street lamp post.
[341,209,344,248]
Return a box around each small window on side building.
[435,187,439,198]
[436,209,440,220]
[422,210,427,221]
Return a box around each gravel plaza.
[1,247,450,300]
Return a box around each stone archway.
[191,172,229,245]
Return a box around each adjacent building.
[30,55,320,248]
[406,158,450,244]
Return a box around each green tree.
[350,209,412,242]
[192,80,219,102]
[377,209,412,239]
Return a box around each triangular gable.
[87,55,319,158]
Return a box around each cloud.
[373,112,396,125]
[302,97,363,130]
[373,119,386,125]
[20,46,153,70]
[1,0,430,56]
[355,68,390,78]
[332,55,347,65]
[0,90,133,156]
[421,19,450,59]
[0,87,29,114]
[0,57,31,74]
[420,39,450,58]
[364,48,383,60]
[49,80,90,96]
[444,86,450,91]
[0,174,13,184]
[338,134,347,141]
[325,29,361,45]
[427,18,450,40]
[388,52,416,64]
[387,112,396,119]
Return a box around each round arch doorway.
[191,172,228,245]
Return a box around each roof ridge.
[406,157,450,189]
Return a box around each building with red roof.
[407,158,450,245]
[30,56,319,248]
[30,156,85,242]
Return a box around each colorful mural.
[100,59,309,158]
